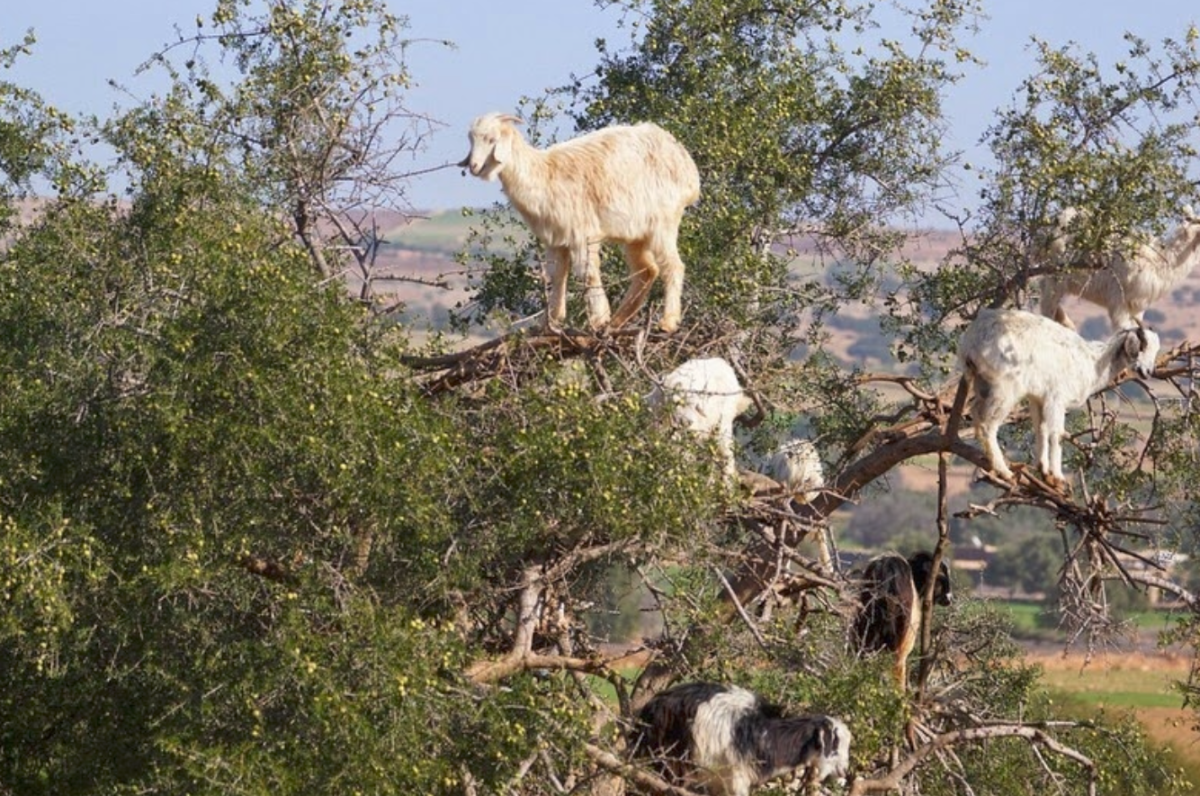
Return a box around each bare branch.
[583,743,707,796]
[848,723,1096,796]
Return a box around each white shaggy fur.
[1039,205,1200,331]
[958,308,1160,489]
[691,688,766,796]
[459,113,701,332]
[766,438,825,503]
[648,358,753,478]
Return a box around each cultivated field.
[1033,649,1200,786]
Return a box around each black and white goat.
[630,681,851,796]
[851,552,953,690]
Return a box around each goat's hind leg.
[609,240,660,329]
[971,390,1016,483]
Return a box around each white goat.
[766,438,825,503]
[958,308,1160,490]
[459,113,700,333]
[648,357,752,478]
[1039,205,1200,331]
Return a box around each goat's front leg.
[656,232,686,333]
[1030,399,1049,477]
[1042,401,1069,491]
[544,246,571,329]
[577,241,611,331]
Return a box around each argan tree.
[2,1,1200,795]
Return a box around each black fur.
[852,551,952,687]
[631,681,729,779]
[751,713,845,780]
[908,551,954,608]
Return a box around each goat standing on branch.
[852,552,953,690]
[648,357,754,479]
[459,113,701,333]
[1039,205,1200,331]
[958,308,1160,491]
[630,682,851,796]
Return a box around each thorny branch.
[427,325,1200,789]
[848,723,1097,796]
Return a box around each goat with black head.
[852,551,953,690]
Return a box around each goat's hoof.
[903,718,923,750]
[1044,475,1071,495]
[986,467,1015,485]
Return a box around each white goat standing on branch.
[648,357,753,479]
[958,308,1160,491]
[1039,205,1200,331]
[459,112,701,333]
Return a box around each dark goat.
[851,551,953,689]
[630,681,851,796]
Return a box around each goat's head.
[766,715,852,786]
[908,551,953,607]
[1121,322,1161,380]
[459,113,523,181]
[811,716,852,783]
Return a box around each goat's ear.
[1124,328,1145,359]
[818,720,837,754]
[491,128,514,165]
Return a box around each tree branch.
[583,743,707,796]
[848,723,1096,795]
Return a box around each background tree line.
[2,0,1200,794]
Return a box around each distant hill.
[379,209,479,256]
[380,210,1200,353]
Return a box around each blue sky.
[5,1,1199,217]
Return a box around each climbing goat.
[766,438,825,504]
[630,681,851,796]
[648,357,753,479]
[958,308,1160,490]
[459,112,701,332]
[852,552,953,690]
[1039,205,1200,331]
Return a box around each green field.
[1039,663,1186,709]
[383,209,477,253]
[383,208,528,255]
[997,599,1185,640]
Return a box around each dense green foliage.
[3,1,1200,795]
